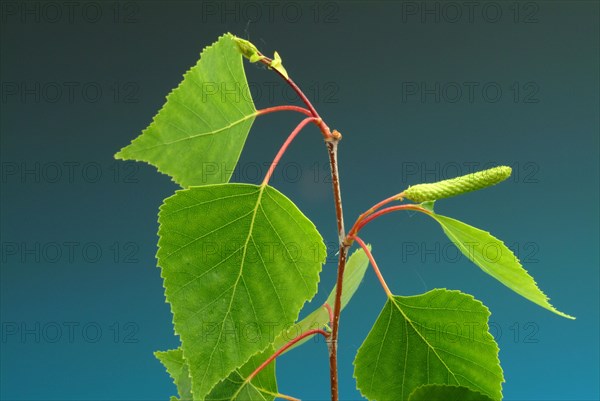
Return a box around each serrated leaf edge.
[353,288,504,401]
[114,33,257,188]
[408,384,495,401]
[156,183,326,398]
[430,213,574,320]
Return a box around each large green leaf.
[354,289,503,401]
[158,183,325,398]
[156,347,277,401]
[428,212,573,319]
[155,348,192,400]
[115,33,257,187]
[409,384,495,401]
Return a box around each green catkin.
[403,166,512,203]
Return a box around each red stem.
[323,302,334,325]
[366,193,403,214]
[349,204,429,239]
[256,53,340,400]
[259,57,319,116]
[346,194,402,242]
[257,105,313,117]
[258,56,332,140]
[350,236,392,297]
[262,117,318,186]
[245,328,329,383]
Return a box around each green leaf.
[269,51,289,79]
[326,245,371,310]
[409,384,496,401]
[354,289,503,401]
[233,36,266,64]
[274,245,371,353]
[403,166,512,203]
[155,348,192,400]
[158,183,325,398]
[156,347,278,401]
[231,36,288,79]
[420,200,436,213]
[273,305,329,352]
[115,33,257,188]
[429,212,574,319]
[207,346,278,401]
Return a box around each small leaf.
[409,384,495,401]
[354,289,503,401]
[155,348,192,400]
[158,183,325,398]
[326,245,371,310]
[403,166,512,203]
[429,213,574,319]
[269,51,289,79]
[233,36,266,64]
[115,33,257,187]
[420,200,436,213]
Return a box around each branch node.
[325,129,342,143]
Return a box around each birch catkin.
[403,166,512,203]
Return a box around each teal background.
[1,1,598,400]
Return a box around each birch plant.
[115,33,573,401]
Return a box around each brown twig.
[325,133,347,401]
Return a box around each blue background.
[1,1,598,400]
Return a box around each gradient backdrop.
[1,1,598,400]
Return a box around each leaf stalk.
[257,105,313,117]
[350,235,392,297]
[245,328,329,384]
[262,117,318,186]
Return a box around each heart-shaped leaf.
[158,183,325,398]
[354,289,503,401]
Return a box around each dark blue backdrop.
[1,1,598,400]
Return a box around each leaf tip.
[113,149,126,160]
[552,308,576,320]
[270,51,289,79]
